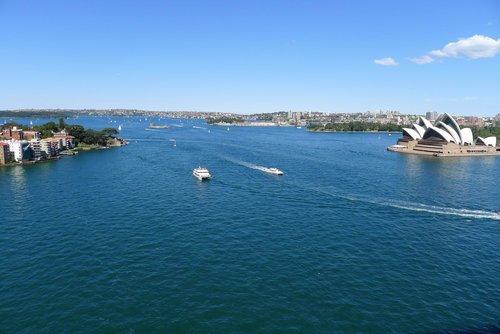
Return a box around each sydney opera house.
[388,113,499,156]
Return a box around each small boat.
[262,167,284,175]
[149,123,169,129]
[193,167,211,181]
[118,125,122,131]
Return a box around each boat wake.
[373,198,499,220]
[145,128,171,132]
[222,156,269,173]
[308,186,500,221]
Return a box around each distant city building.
[426,111,438,121]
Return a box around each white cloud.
[412,35,500,65]
[374,57,399,66]
[410,55,434,64]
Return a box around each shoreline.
[0,142,127,169]
[211,122,287,127]
[308,129,401,134]
[388,147,500,157]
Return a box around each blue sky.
[0,0,499,115]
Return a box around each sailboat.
[118,125,122,131]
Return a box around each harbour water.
[1,116,499,332]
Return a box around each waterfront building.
[1,127,24,140]
[29,139,42,160]
[23,130,41,141]
[54,130,75,149]
[7,140,31,162]
[390,113,498,156]
[476,136,497,147]
[40,138,58,157]
[8,140,23,162]
[0,142,10,165]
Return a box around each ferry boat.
[262,167,284,175]
[149,123,169,129]
[193,167,211,181]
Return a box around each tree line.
[1,118,119,146]
[308,121,403,132]
[206,116,243,124]
[308,121,499,140]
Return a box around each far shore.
[308,129,401,134]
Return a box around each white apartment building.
[40,139,57,157]
[29,139,42,160]
[7,140,27,162]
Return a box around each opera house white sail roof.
[402,113,475,145]
[476,136,497,147]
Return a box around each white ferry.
[193,167,211,181]
[262,167,284,175]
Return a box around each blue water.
[1,116,499,333]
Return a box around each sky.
[0,0,499,115]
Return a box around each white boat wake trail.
[371,197,500,220]
[309,187,500,221]
[280,181,499,221]
[222,156,269,173]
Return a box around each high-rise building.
[426,111,438,121]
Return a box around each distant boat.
[262,167,284,175]
[118,125,122,131]
[149,123,169,129]
[227,127,230,131]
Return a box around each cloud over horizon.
[411,35,500,64]
[374,57,399,66]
